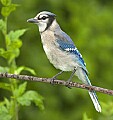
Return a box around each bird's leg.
[50,71,64,85]
[65,67,77,88]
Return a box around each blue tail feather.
[75,67,101,112]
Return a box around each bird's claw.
[50,77,56,85]
[65,81,71,89]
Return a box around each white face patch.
[34,12,55,33]
[34,14,50,32]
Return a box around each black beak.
[27,18,38,23]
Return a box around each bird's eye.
[37,15,49,20]
[41,16,47,20]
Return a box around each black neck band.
[45,16,55,31]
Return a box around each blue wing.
[56,39,86,67]
[54,31,88,74]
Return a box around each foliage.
[0,0,44,120]
[0,0,113,120]
[82,113,92,120]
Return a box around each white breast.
[41,33,78,71]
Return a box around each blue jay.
[27,11,101,112]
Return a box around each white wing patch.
[65,47,86,66]
[65,47,77,51]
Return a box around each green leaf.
[0,105,12,120]
[8,29,27,41]
[0,47,20,64]
[4,98,10,110]
[1,4,17,17]
[23,67,36,75]
[7,39,22,50]
[0,19,6,33]
[0,98,12,120]
[6,35,22,50]
[17,91,44,110]
[1,0,11,6]
[14,82,27,97]
[0,48,5,56]
[82,113,92,120]
[1,98,14,118]
[0,29,26,63]
[7,49,20,64]
[3,29,27,63]
[18,82,27,96]
[0,48,20,63]
[0,66,9,72]
[0,48,9,59]
[0,82,11,91]
[15,66,36,75]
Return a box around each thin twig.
[0,72,112,96]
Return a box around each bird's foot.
[65,81,71,89]
[65,68,76,89]
[50,76,56,85]
[50,71,64,85]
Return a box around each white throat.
[37,22,47,33]
[37,19,60,33]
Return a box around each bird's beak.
[27,18,38,23]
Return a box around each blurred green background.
[0,0,113,120]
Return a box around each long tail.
[75,68,101,112]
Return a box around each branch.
[0,72,113,96]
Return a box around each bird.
[27,11,101,112]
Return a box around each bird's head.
[27,11,56,33]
